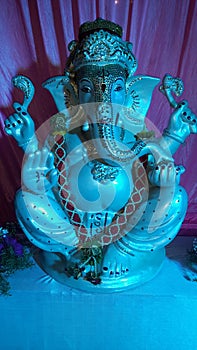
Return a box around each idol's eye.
[81,86,92,93]
[114,85,123,92]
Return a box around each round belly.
[67,161,133,213]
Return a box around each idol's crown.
[66,18,138,77]
[78,18,122,41]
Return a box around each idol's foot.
[34,243,165,293]
[101,243,132,278]
[101,242,165,288]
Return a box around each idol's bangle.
[18,136,38,153]
[163,128,185,144]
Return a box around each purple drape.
[0,0,196,233]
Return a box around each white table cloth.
[0,237,197,350]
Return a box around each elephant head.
[43,18,167,165]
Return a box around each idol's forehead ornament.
[66,18,137,77]
[65,18,137,105]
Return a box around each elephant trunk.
[96,103,173,164]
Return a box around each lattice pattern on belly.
[53,134,148,248]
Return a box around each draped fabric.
[0,0,196,231]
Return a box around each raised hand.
[4,75,38,152]
[4,102,37,151]
[166,100,197,140]
[22,147,58,194]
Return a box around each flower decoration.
[0,222,34,296]
[65,247,103,285]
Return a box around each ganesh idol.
[4,18,197,291]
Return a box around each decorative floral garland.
[184,238,197,282]
[0,222,34,296]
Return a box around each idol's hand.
[4,102,37,150]
[148,161,185,187]
[166,100,197,140]
[22,147,58,194]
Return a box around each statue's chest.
[60,160,133,213]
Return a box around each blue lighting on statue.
[4,18,197,292]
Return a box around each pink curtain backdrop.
[0,0,196,233]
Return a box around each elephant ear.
[42,75,79,114]
[125,75,160,120]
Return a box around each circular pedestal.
[34,247,165,293]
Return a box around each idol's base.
[34,247,165,293]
